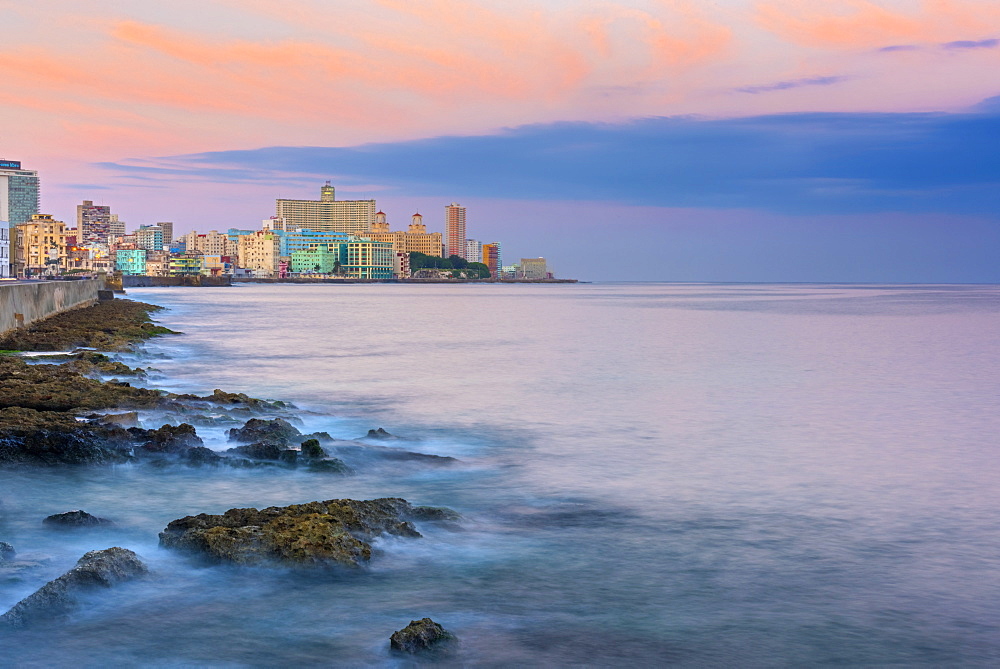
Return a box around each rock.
[62,352,144,378]
[0,547,147,628]
[300,438,326,459]
[278,449,298,466]
[227,442,283,461]
[409,506,462,522]
[365,427,395,440]
[0,408,135,466]
[227,418,301,446]
[180,446,223,466]
[131,423,203,454]
[390,618,454,653]
[307,458,352,474]
[43,510,114,527]
[0,542,14,561]
[159,498,454,568]
[98,412,140,428]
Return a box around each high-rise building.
[157,222,174,246]
[465,239,482,263]
[136,225,164,252]
[482,242,502,280]
[445,203,466,259]
[108,214,126,242]
[237,230,281,276]
[275,182,376,235]
[76,200,112,248]
[0,159,40,228]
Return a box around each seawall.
[0,279,103,336]
[122,276,232,287]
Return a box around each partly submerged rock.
[0,408,135,466]
[226,442,283,461]
[307,458,352,474]
[300,438,326,459]
[97,411,140,428]
[390,618,455,653]
[365,427,395,440]
[0,547,147,628]
[43,510,114,527]
[131,423,203,454]
[227,418,301,446]
[0,541,14,561]
[159,498,456,568]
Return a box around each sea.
[2,282,1000,667]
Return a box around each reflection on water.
[2,283,1000,666]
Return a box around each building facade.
[482,242,501,280]
[364,212,444,257]
[136,225,164,252]
[237,230,281,276]
[76,200,112,248]
[519,257,549,279]
[182,230,236,256]
[0,220,9,278]
[157,222,174,246]
[116,249,147,275]
[0,160,39,229]
[465,239,482,263]
[445,203,466,258]
[290,248,341,274]
[275,182,376,235]
[15,214,67,276]
[344,239,394,279]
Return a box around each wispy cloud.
[943,38,1000,49]
[735,76,848,94]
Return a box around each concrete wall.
[122,275,231,287]
[0,279,101,336]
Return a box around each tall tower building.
[275,182,376,235]
[157,222,174,246]
[0,159,40,227]
[76,200,112,248]
[445,203,466,259]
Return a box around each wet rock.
[0,542,14,561]
[62,352,144,378]
[98,412,140,428]
[43,510,114,527]
[131,423,203,454]
[409,506,462,522]
[0,408,135,466]
[307,458,352,474]
[301,431,334,443]
[180,446,223,466]
[227,442,283,461]
[365,427,395,440]
[278,449,298,466]
[0,299,174,352]
[0,547,147,628]
[390,618,454,653]
[300,438,326,459]
[159,498,453,568]
[227,418,301,446]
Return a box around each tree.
[467,262,490,279]
[448,255,468,269]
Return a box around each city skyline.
[2,1,999,281]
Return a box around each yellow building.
[14,214,68,276]
[364,212,444,261]
[275,182,375,235]
[237,230,280,276]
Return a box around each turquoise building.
[115,249,146,275]
[281,229,350,256]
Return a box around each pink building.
[445,203,466,259]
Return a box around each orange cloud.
[756,0,1000,50]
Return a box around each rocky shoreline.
[0,298,459,649]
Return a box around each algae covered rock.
[307,458,352,474]
[0,407,135,466]
[132,423,203,454]
[390,618,455,653]
[159,498,456,568]
[227,418,301,446]
[0,547,147,629]
[227,442,283,461]
[300,438,326,459]
[43,510,114,527]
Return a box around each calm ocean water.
[2,282,1000,666]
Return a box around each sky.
[2,0,1000,281]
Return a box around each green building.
[115,249,147,275]
[290,248,342,274]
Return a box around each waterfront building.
[144,251,170,277]
[183,230,236,256]
[169,256,203,276]
[0,159,39,228]
[157,222,174,246]
[519,257,549,279]
[136,225,164,252]
[0,220,9,278]
[201,254,228,276]
[227,229,255,252]
[14,214,67,276]
[290,248,341,274]
[393,251,410,278]
[275,182,375,235]
[237,230,281,276]
[76,200,112,249]
[445,203,466,258]
[281,228,349,257]
[363,212,444,258]
[482,242,501,280]
[501,264,519,280]
[344,239,394,279]
[116,249,147,275]
[465,239,482,263]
